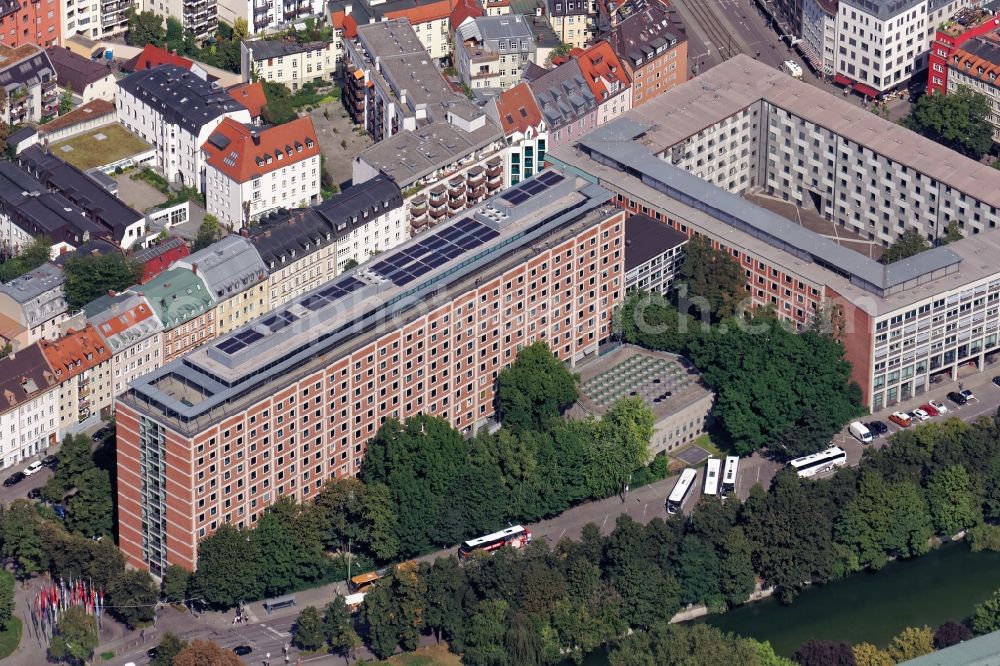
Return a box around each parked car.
[961,389,977,402]
[867,420,888,437]
[52,504,66,519]
[232,645,253,656]
[23,461,43,476]
[919,403,939,417]
[3,472,24,487]
[40,455,57,468]
[27,487,41,500]
[911,408,931,421]
[929,399,948,414]
[889,412,912,427]
[947,391,968,406]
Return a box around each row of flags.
[29,578,104,642]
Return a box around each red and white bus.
[458,525,532,559]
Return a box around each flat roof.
[242,39,328,60]
[120,170,617,432]
[624,213,687,270]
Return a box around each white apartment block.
[85,292,165,401]
[239,39,338,90]
[455,15,536,93]
[802,0,838,75]
[61,0,136,40]
[202,116,322,229]
[220,0,322,35]
[141,0,217,38]
[0,345,58,469]
[117,65,251,189]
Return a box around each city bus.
[666,468,697,515]
[458,525,532,559]
[721,456,739,495]
[787,446,848,478]
[349,570,385,594]
[703,458,721,496]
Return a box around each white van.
[849,421,873,444]
[782,60,803,79]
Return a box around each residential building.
[172,235,268,336]
[17,146,147,250]
[486,82,548,187]
[0,44,58,124]
[115,168,625,573]
[61,0,136,41]
[46,47,116,103]
[623,212,686,295]
[928,4,1000,94]
[947,36,1000,141]
[239,39,337,90]
[247,174,405,308]
[510,0,561,61]
[34,99,116,147]
[330,0,455,64]
[38,325,112,431]
[0,160,108,257]
[455,14,537,93]
[484,0,511,16]
[451,0,485,31]
[133,237,190,284]
[226,82,267,123]
[122,44,209,81]
[605,0,686,107]
[0,344,58,469]
[85,292,164,401]
[800,0,837,75]
[550,54,1000,411]
[545,0,594,49]
[352,113,505,235]
[203,116,322,229]
[0,0,59,49]
[135,267,215,363]
[220,0,322,35]
[526,58,598,146]
[0,263,67,349]
[141,0,217,39]
[834,0,975,96]
[573,39,631,124]
[116,65,252,189]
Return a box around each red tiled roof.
[227,82,267,119]
[343,14,359,38]
[203,116,321,183]
[384,0,453,23]
[38,325,111,382]
[94,300,156,339]
[126,44,194,72]
[450,0,484,30]
[493,82,543,136]
[574,40,631,101]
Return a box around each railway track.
[674,0,747,62]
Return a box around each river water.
[581,543,1000,663]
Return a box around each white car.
[22,461,43,476]
[911,409,931,421]
[929,399,948,414]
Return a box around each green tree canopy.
[677,233,746,320]
[0,236,51,282]
[324,595,361,661]
[193,215,224,251]
[161,564,190,604]
[880,229,930,265]
[48,606,98,665]
[0,569,13,630]
[151,632,187,666]
[973,589,1000,635]
[65,467,113,538]
[126,9,165,47]
[497,341,579,432]
[62,253,144,310]
[904,87,994,159]
[292,606,325,651]
[106,569,158,628]
[926,464,981,536]
[190,525,264,608]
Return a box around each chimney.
[107,290,117,298]
[252,134,261,146]
[191,262,198,274]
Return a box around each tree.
[165,16,184,50]
[362,582,400,659]
[48,606,98,665]
[253,497,328,597]
[65,467,113,537]
[58,85,73,116]
[126,9,165,47]
[940,221,964,245]
[792,639,857,666]
[461,599,510,666]
[343,258,360,270]
[497,342,579,432]
[293,606,325,651]
[677,234,746,320]
[359,482,400,562]
[324,596,361,663]
[423,557,467,644]
[926,464,981,536]
[674,534,722,608]
[615,290,695,353]
[934,620,972,649]
[106,569,158,628]
[903,87,994,159]
[852,643,893,666]
[0,500,47,577]
[193,214,224,251]
[161,564,191,604]
[0,569,13,630]
[62,252,144,310]
[884,626,934,662]
[505,612,545,666]
[880,229,930,265]
[586,397,653,498]
[972,589,1000,635]
[261,81,299,125]
[609,622,761,666]
[150,632,187,666]
[190,525,264,608]
[0,235,50,282]
[173,639,243,666]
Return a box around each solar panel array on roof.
[216,328,264,355]
[502,170,564,206]
[370,216,501,287]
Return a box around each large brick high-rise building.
[115,170,625,574]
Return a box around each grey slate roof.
[172,235,268,301]
[46,46,113,92]
[242,39,328,60]
[116,65,247,135]
[624,213,688,270]
[546,0,587,17]
[0,263,67,329]
[607,0,685,68]
[527,59,598,128]
[457,14,535,47]
[0,344,57,415]
[0,46,54,93]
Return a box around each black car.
[947,391,968,406]
[147,647,159,659]
[993,375,1000,388]
[867,420,888,437]
[41,455,57,468]
[232,645,253,656]
[3,472,25,487]
[27,487,41,500]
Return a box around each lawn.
[373,644,462,666]
[49,124,151,171]
[0,616,22,659]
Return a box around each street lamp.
[691,48,711,76]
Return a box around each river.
[581,543,1000,663]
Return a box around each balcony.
[469,184,486,200]
[448,196,464,210]
[429,207,448,219]
[253,2,271,14]
[428,185,447,203]
[410,196,427,215]
[447,177,464,195]
[466,167,484,187]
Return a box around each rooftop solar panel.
[302,295,328,311]
[235,329,265,344]
[426,255,447,268]
[442,245,464,258]
[409,263,432,278]
[537,170,564,186]
[217,338,242,354]
[395,273,416,286]
[456,236,483,250]
[505,191,530,205]
[522,181,546,195]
